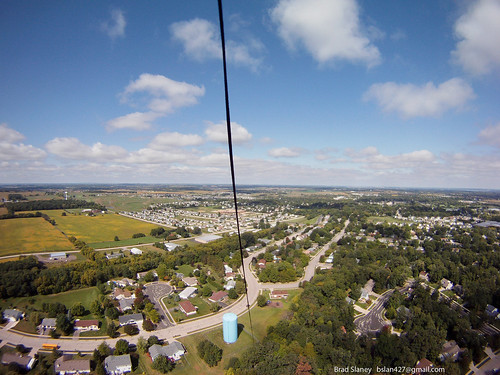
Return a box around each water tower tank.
[223,312,238,343]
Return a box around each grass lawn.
[172,290,299,374]
[90,236,159,249]
[0,217,74,256]
[0,287,100,312]
[163,295,213,323]
[38,211,160,244]
[176,264,195,276]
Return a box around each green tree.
[56,314,73,335]
[152,355,175,373]
[107,321,117,338]
[257,294,267,307]
[197,340,223,367]
[70,302,86,316]
[115,339,129,355]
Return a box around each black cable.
[217,0,255,343]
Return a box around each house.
[178,301,197,316]
[74,320,99,331]
[41,317,57,330]
[119,299,134,312]
[208,291,228,303]
[182,277,198,287]
[270,290,289,299]
[359,288,370,303]
[2,309,23,322]
[136,271,158,280]
[114,278,135,288]
[418,271,430,282]
[118,313,143,327]
[257,259,267,269]
[224,264,233,274]
[113,288,135,300]
[441,278,454,290]
[224,280,236,290]
[194,234,222,244]
[345,296,355,305]
[415,358,434,372]
[149,342,186,362]
[178,286,197,300]
[104,354,132,375]
[486,304,499,318]
[130,248,142,255]
[1,353,36,371]
[439,340,462,362]
[50,252,67,260]
[165,243,180,252]
[55,355,91,374]
[106,253,124,260]
[325,254,334,263]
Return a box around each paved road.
[0,220,350,353]
[143,282,174,329]
[354,289,394,335]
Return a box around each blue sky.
[1,0,500,188]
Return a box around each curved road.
[0,220,349,353]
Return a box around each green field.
[0,217,74,256]
[0,287,100,312]
[366,216,405,224]
[40,211,160,244]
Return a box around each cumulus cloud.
[149,131,204,149]
[45,137,128,161]
[343,147,436,170]
[107,74,205,131]
[268,147,302,158]
[0,123,46,161]
[126,148,188,164]
[106,112,162,131]
[270,0,380,67]
[452,0,500,75]
[477,123,500,148]
[205,122,252,144]
[363,78,475,118]
[101,9,126,39]
[170,18,264,71]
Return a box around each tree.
[70,302,86,316]
[147,335,161,347]
[107,321,117,338]
[97,342,111,357]
[115,339,129,355]
[114,236,120,241]
[228,288,238,299]
[137,336,148,354]
[144,271,156,283]
[105,306,119,320]
[152,355,175,373]
[56,314,73,335]
[90,299,104,316]
[143,319,155,331]
[124,324,139,336]
[257,295,267,307]
[197,340,223,367]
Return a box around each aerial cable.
[217,0,255,343]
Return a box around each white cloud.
[149,131,204,149]
[170,18,221,61]
[268,147,302,158]
[106,112,162,131]
[126,148,187,164]
[0,124,46,161]
[107,74,205,131]
[270,0,380,67]
[170,18,264,71]
[452,0,500,75]
[363,78,475,118]
[205,122,252,144]
[101,9,126,39]
[122,73,205,113]
[0,123,24,143]
[45,137,128,161]
[477,122,500,148]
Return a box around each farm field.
[39,210,160,244]
[0,217,74,256]
[76,193,174,212]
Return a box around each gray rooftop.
[104,354,131,371]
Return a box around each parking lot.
[143,282,174,329]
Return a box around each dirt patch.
[267,301,283,308]
[36,254,77,264]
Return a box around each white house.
[74,320,99,331]
[149,342,186,362]
[55,355,91,375]
[2,309,23,322]
[118,313,143,327]
[224,280,236,290]
[178,286,197,299]
[40,318,57,330]
[130,248,142,255]
[104,354,132,375]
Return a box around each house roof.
[149,343,185,361]
[178,286,197,299]
[55,356,91,373]
[179,300,196,315]
[3,309,23,320]
[74,319,99,328]
[270,290,289,297]
[118,313,143,324]
[41,317,57,327]
[104,354,131,371]
[1,353,34,368]
[209,291,228,302]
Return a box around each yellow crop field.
[46,211,159,243]
[0,218,74,256]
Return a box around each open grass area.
[76,193,174,212]
[89,236,159,249]
[172,290,299,374]
[0,217,74,256]
[366,216,405,224]
[37,211,160,244]
[0,287,100,312]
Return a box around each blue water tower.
[223,313,238,343]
